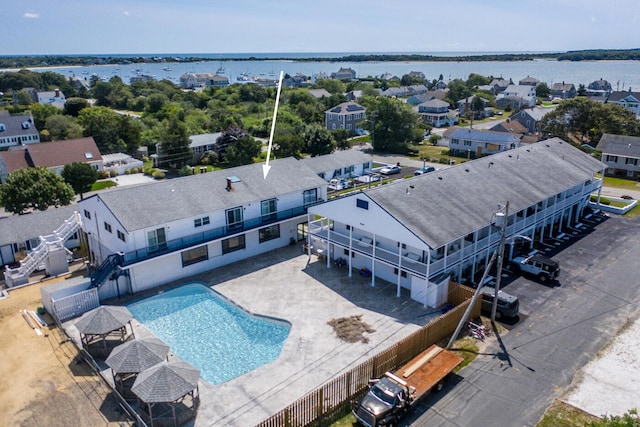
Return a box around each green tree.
[539,97,640,144]
[29,103,59,130]
[304,124,335,156]
[16,90,33,105]
[158,116,191,167]
[536,82,551,99]
[445,79,472,104]
[312,78,346,95]
[44,114,83,140]
[273,127,305,158]
[63,97,90,117]
[224,136,262,166]
[361,96,421,153]
[61,162,98,199]
[0,167,74,214]
[78,107,120,153]
[332,129,351,150]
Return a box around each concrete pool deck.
[77,244,443,427]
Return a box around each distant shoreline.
[1,49,639,69]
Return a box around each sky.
[2,0,639,55]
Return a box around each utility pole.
[491,201,509,323]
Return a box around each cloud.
[124,10,129,16]
[22,12,40,19]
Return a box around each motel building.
[78,157,328,299]
[307,138,605,308]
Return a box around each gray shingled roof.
[364,138,605,249]
[106,338,170,374]
[449,128,520,144]
[131,361,200,403]
[606,91,640,102]
[84,156,326,232]
[299,150,371,174]
[0,205,78,246]
[596,134,640,158]
[0,114,38,137]
[75,305,133,335]
[188,133,222,149]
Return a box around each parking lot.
[407,212,640,426]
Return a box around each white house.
[37,88,66,109]
[299,150,372,182]
[595,133,640,179]
[496,84,537,109]
[0,112,40,148]
[78,157,328,297]
[447,128,521,157]
[307,139,605,308]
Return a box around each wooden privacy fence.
[256,282,478,427]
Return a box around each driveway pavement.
[406,213,640,426]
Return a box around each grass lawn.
[602,176,640,191]
[413,145,462,165]
[536,400,599,427]
[91,180,117,191]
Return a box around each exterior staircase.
[3,211,82,287]
[90,253,124,289]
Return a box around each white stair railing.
[4,211,82,287]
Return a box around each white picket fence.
[52,288,100,322]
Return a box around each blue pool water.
[127,283,290,385]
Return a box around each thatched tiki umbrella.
[132,361,200,427]
[105,338,170,400]
[75,305,134,359]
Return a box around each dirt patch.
[0,278,132,426]
[327,314,376,343]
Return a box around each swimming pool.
[127,283,290,385]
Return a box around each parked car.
[379,164,401,175]
[511,253,560,283]
[414,166,436,175]
[327,178,353,191]
[480,286,519,320]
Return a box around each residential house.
[433,80,448,90]
[308,88,332,99]
[457,96,491,116]
[299,150,372,182]
[324,101,366,133]
[407,71,426,80]
[518,76,540,87]
[595,133,640,178]
[331,68,356,81]
[606,90,640,117]
[78,156,328,295]
[129,74,156,84]
[345,90,364,101]
[0,112,40,149]
[490,118,528,136]
[508,106,553,134]
[37,88,66,109]
[587,79,613,97]
[551,82,577,99]
[0,137,102,182]
[415,99,456,128]
[307,139,604,307]
[407,89,448,106]
[0,205,80,268]
[188,132,223,162]
[495,84,537,109]
[447,128,520,158]
[179,73,229,90]
[487,78,513,94]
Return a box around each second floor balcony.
[121,200,323,266]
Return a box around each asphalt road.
[404,212,640,426]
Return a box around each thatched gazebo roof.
[132,361,200,403]
[106,338,170,374]
[75,305,133,335]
